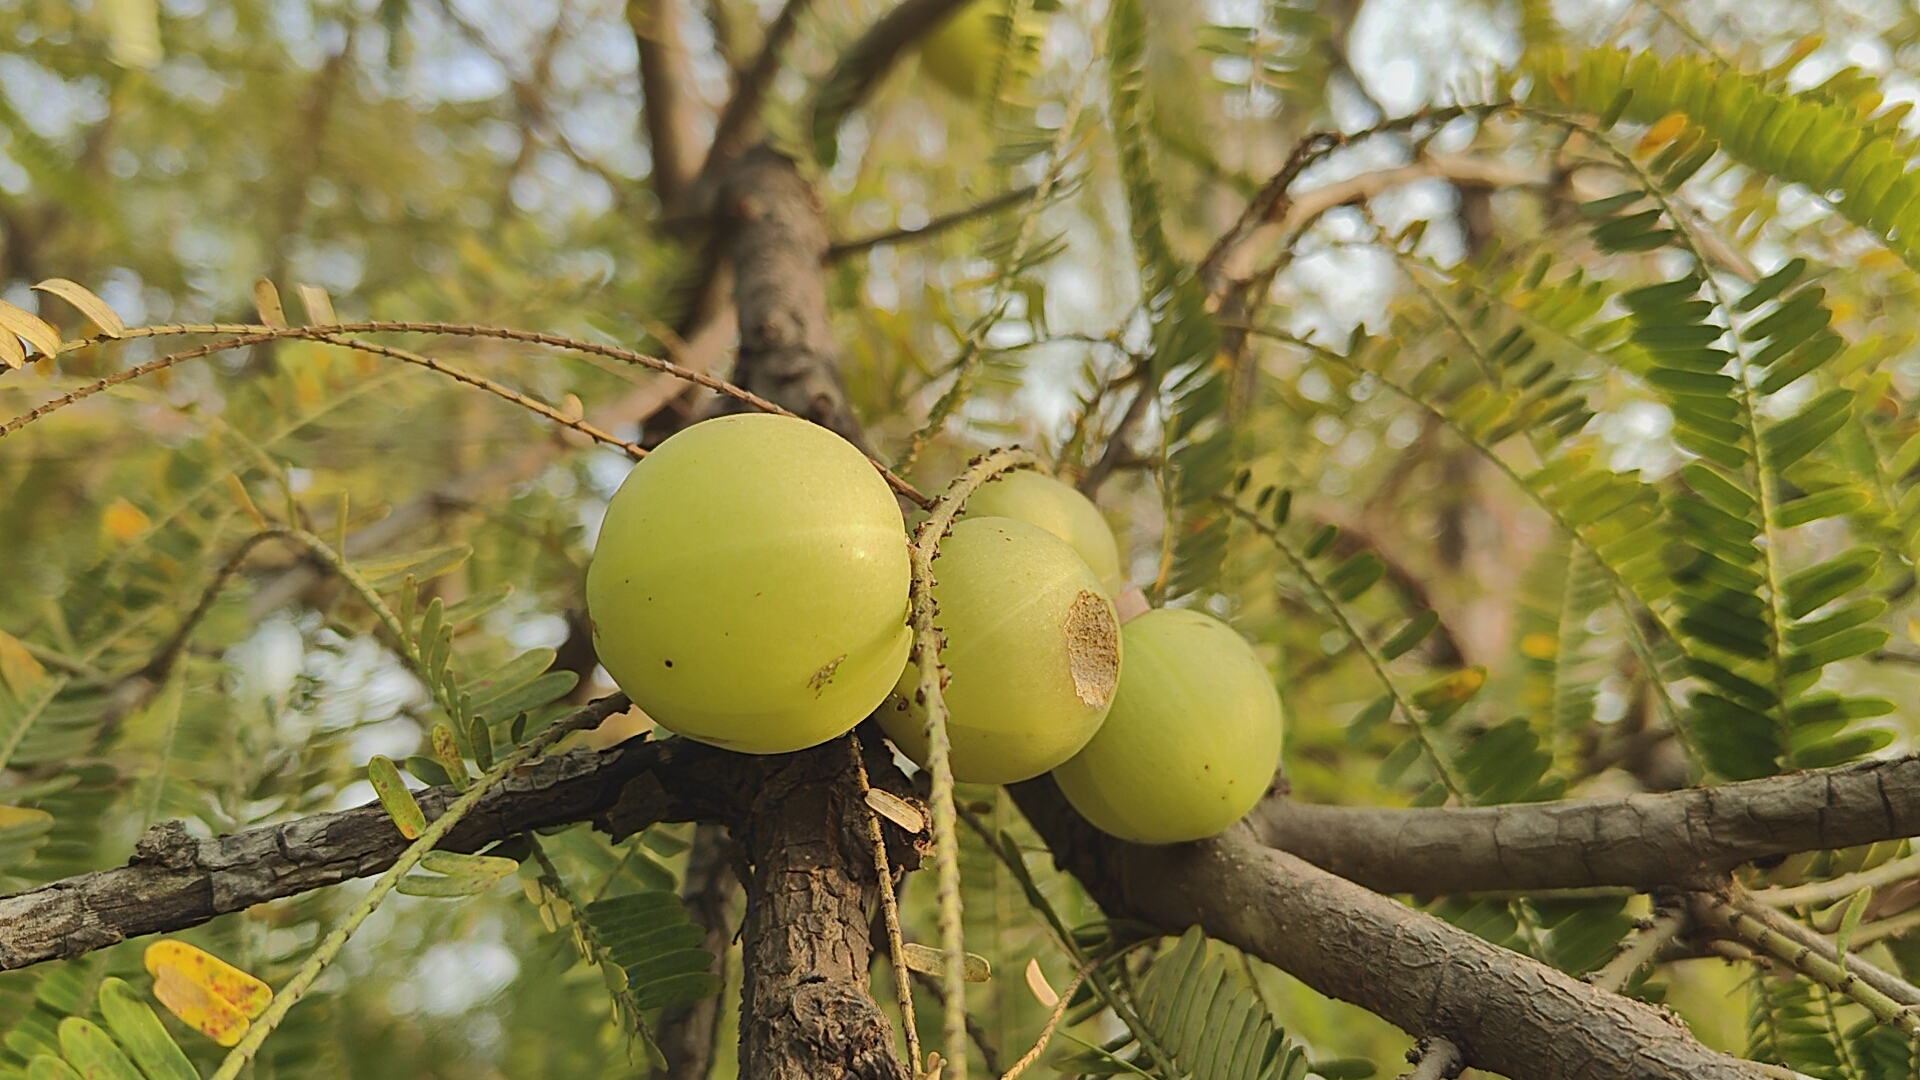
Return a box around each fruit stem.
[908,447,1040,1080]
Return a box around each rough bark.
[0,710,926,973]
[658,824,741,1080]
[715,148,866,445]
[1254,751,1920,895]
[1010,777,1770,1080]
[736,742,909,1080]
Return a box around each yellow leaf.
[101,498,151,543]
[1518,633,1557,661]
[0,299,61,358]
[150,964,249,1047]
[31,279,125,338]
[144,940,272,1019]
[296,284,337,326]
[1412,666,1487,710]
[0,327,22,370]
[99,0,163,69]
[252,279,286,329]
[1636,113,1689,154]
[0,630,47,698]
[1024,957,1058,1008]
[0,805,53,830]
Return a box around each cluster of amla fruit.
[585,414,1283,844]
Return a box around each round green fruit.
[879,516,1120,785]
[962,469,1125,594]
[1052,608,1283,844]
[585,413,912,754]
[918,0,1035,102]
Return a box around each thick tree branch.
[1009,778,1770,1080]
[0,715,925,973]
[17,742,1920,979]
[1255,752,1920,895]
[631,0,703,211]
[715,146,867,446]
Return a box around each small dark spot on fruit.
[664,659,674,668]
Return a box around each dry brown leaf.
[865,787,926,833]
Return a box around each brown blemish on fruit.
[809,654,846,695]
[1064,590,1119,708]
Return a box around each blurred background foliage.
[12,0,1920,1076]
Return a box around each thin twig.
[140,529,292,683]
[1402,1036,1463,1080]
[907,968,1003,1076]
[850,733,921,1070]
[1696,889,1920,1041]
[901,72,1092,473]
[1730,888,1920,1006]
[1078,365,1154,496]
[699,0,813,176]
[1222,500,1465,799]
[828,186,1040,262]
[1753,851,1920,910]
[315,334,645,458]
[907,448,1041,1080]
[0,330,284,437]
[4,319,932,507]
[1589,907,1686,993]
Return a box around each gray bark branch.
[1254,752,1920,895]
[0,712,926,974]
[632,0,702,211]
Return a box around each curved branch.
[1009,777,1769,1080]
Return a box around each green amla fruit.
[918,0,1039,102]
[586,413,912,754]
[1052,608,1283,844]
[962,469,1125,594]
[879,516,1120,784]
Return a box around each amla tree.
[5,1,1920,1079]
